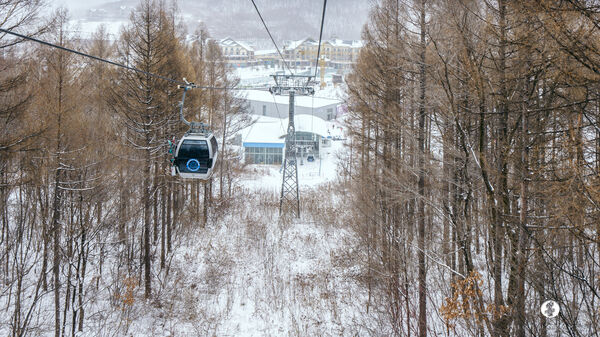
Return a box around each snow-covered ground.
[1,128,374,337]
[92,139,378,336]
[2,53,369,337]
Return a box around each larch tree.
[33,9,88,337]
[348,0,600,336]
[110,0,187,299]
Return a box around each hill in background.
[56,0,370,40]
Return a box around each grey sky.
[46,0,369,40]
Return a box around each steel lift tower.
[270,74,315,218]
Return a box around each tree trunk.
[417,1,427,336]
[161,176,166,269]
[144,148,152,299]
[203,180,209,228]
[494,1,510,335]
[167,181,173,253]
[51,42,66,337]
[514,102,529,337]
[51,155,62,337]
[77,221,87,332]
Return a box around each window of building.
[262,105,267,115]
[327,108,333,120]
[244,146,283,165]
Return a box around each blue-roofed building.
[241,117,286,165]
[240,115,338,166]
[243,142,285,165]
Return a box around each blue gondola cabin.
[172,133,218,180]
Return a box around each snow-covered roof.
[288,114,329,137]
[241,115,338,145]
[220,37,254,51]
[327,39,344,47]
[283,38,363,51]
[327,39,364,48]
[241,116,286,144]
[241,90,340,109]
[285,37,317,51]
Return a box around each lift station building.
[242,90,340,121]
[240,115,336,165]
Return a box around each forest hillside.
[2,0,600,336]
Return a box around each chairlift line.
[0,28,243,91]
[314,0,328,78]
[0,27,224,180]
[170,133,218,180]
[250,0,294,76]
[169,81,219,180]
[2,0,329,183]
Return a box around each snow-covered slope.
[81,170,378,336]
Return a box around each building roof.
[328,38,364,48]
[241,115,339,145]
[285,37,317,51]
[242,90,340,109]
[220,37,254,51]
[252,38,363,56]
[283,37,363,51]
[241,116,286,145]
[289,114,329,137]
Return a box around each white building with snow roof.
[240,115,342,165]
[282,37,363,70]
[242,90,340,121]
[219,37,255,66]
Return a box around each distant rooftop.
[241,90,340,109]
[241,115,339,145]
[241,116,286,145]
[285,37,317,50]
[220,37,254,51]
[329,38,364,48]
[283,37,363,51]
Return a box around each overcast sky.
[46,0,370,40]
[50,0,109,11]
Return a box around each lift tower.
[270,74,315,218]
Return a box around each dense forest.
[1,0,249,335]
[2,0,600,336]
[345,0,600,336]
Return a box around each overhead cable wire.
[270,92,287,134]
[0,27,248,91]
[314,0,327,78]
[249,0,294,75]
[0,28,185,85]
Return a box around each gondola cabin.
[172,132,218,180]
